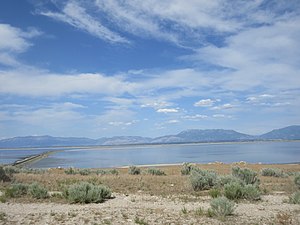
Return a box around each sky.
[0,0,299,139]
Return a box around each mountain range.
[0,125,299,148]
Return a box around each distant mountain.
[259,125,300,140]
[151,129,252,144]
[0,135,97,148]
[0,125,299,148]
[97,136,152,145]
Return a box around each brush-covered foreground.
[0,162,300,225]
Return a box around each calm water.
[15,141,300,168]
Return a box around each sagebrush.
[210,197,235,218]
[65,182,111,203]
[190,169,217,191]
[28,182,48,199]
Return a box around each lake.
[1,141,298,168]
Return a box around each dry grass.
[3,163,298,202]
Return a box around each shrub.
[294,174,300,189]
[181,163,196,175]
[210,197,235,218]
[261,168,286,178]
[78,169,91,176]
[96,169,119,175]
[65,182,111,204]
[289,191,300,204]
[4,166,20,176]
[146,168,166,176]
[224,182,261,201]
[128,166,141,175]
[28,182,48,199]
[5,183,28,198]
[65,167,77,175]
[209,188,222,198]
[190,169,217,191]
[232,166,260,185]
[217,175,243,187]
[109,169,119,175]
[224,182,243,200]
[0,167,11,182]
[21,168,46,174]
[242,184,261,201]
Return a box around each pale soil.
[1,193,300,225]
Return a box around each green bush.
[209,188,222,198]
[261,168,286,177]
[78,169,91,176]
[217,175,243,187]
[242,184,261,201]
[5,183,28,198]
[146,168,166,176]
[108,169,119,175]
[210,197,235,218]
[65,167,77,175]
[224,182,261,201]
[28,182,48,199]
[20,168,46,174]
[232,166,260,185]
[4,166,21,176]
[224,182,243,200]
[289,191,300,204]
[0,167,11,182]
[190,169,217,191]
[294,174,300,189]
[128,166,141,175]
[65,182,111,204]
[96,169,119,175]
[181,163,196,175]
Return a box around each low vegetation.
[231,166,260,185]
[190,169,217,191]
[181,163,196,175]
[261,168,287,177]
[5,183,28,198]
[146,168,166,176]
[289,191,300,204]
[209,196,235,218]
[64,182,111,204]
[128,166,141,175]
[1,163,300,224]
[294,174,300,189]
[0,166,11,182]
[28,182,49,199]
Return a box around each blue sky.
[0,0,299,139]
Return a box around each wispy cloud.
[0,24,41,66]
[39,1,129,44]
[156,108,179,113]
[0,69,134,97]
[194,99,217,107]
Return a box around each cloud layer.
[0,0,300,138]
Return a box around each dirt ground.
[0,163,300,225]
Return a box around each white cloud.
[213,114,232,119]
[0,69,134,97]
[182,114,208,120]
[166,119,179,124]
[39,1,129,44]
[108,120,137,126]
[0,24,41,66]
[212,103,234,110]
[156,108,179,113]
[141,101,172,109]
[194,99,215,107]
[190,17,300,91]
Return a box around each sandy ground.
[1,192,300,225]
